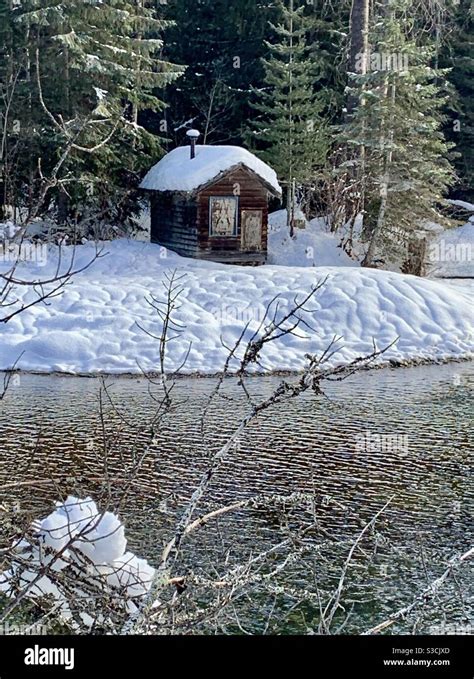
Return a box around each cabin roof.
[139,145,282,196]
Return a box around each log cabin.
[139,134,282,265]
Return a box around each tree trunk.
[362,0,394,268]
[362,80,396,268]
[288,0,294,237]
[343,0,370,238]
[347,0,370,115]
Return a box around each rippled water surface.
[0,362,472,633]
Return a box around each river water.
[0,362,472,634]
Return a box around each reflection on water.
[0,362,473,633]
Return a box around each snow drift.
[0,239,472,374]
[268,210,360,268]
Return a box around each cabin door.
[241,210,263,251]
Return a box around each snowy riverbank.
[0,239,472,375]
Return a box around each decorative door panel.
[209,197,238,237]
[241,210,263,251]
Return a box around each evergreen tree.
[161,0,275,147]
[442,0,474,203]
[5,0,183,226]
[247,0,331,231]
[0,0,40,218]
[339,0,456,266]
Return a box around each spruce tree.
[247,0,330,232]
[8,0,183,226]
[0,0,38,218]
[339,0,456,266]
[443,0,474,203]
[161,0,275,147]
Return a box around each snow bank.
[140,144,282,195]
[0,239,472,374]
[268,210,359,268]
[446,199,474,212]
[0,497,155,629]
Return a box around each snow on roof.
[139,145,282,195]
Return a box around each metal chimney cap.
[186,129,200,139]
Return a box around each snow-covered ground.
[268,210,360,268]
[0,238,472,375]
